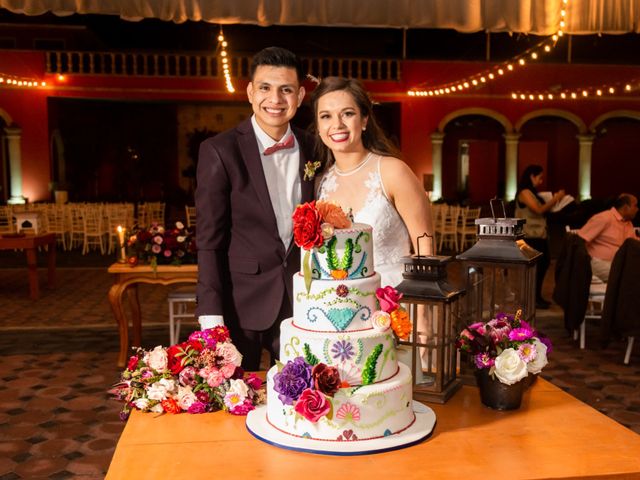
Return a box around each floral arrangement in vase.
[110,326,265,419]
[126,221,196,268]
[456,310,552,386]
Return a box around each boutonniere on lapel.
[303,160,322,181]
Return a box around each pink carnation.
[229,398,256,416]
[220,363,237,379]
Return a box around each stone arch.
[589,110,640,132]
[438,108,513,133]
[515,109,587,134]
[0,108,13,127]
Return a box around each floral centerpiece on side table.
[126,221,196,269]
[111,326,265,419]
[456,309,552,410]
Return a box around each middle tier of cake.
[292,272,381,332]
[280,318,398,386]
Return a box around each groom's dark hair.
[249,47,305,83]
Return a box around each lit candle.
[117,226,126,263]
[117,226,125,247]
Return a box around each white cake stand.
[245,401,436,456]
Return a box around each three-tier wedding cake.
[246,201,435,454]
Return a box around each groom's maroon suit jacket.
[194,118,315,331]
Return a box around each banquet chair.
[600,238,640,364]
[458,206,481,249]
[106,203,135,254]
[138,202,166,226]
[436,205,460,253]
[167,286,197,344]
[44,204,69,250]
[67,203,86,250]
[185,206,197,228]
[82,204,107,254]
[0,206,14,234]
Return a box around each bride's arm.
[380,157,434,255]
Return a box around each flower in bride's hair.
[316,201,351,229]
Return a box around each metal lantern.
[456,204,541,328]
[395,234,465,404]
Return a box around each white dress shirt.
[199,116,301,331]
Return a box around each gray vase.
[474,369,525,410]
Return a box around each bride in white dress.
[311,77,434,287]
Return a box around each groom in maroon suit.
[195,47,315,370]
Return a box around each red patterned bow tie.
[263,134,294,155]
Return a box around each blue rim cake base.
[245,401,436,456]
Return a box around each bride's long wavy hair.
[309,77,401,169]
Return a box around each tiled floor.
[0,258,639,479]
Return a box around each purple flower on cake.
[331,340,355,362]
[294,388,331,423]
[273,357,313,405]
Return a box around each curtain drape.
[0,0,639,34]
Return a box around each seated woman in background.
[515,164,566,309]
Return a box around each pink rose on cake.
[294,388,331,423]
[376,286,403,313]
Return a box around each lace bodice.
[317,154,411,286]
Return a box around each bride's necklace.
[334,152,372,176]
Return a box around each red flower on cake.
[293,201,324,250]
[311,363,341,397]
[294,388,331,423]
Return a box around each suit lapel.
[237,120,281,244]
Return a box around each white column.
[5,126,26,205]
[577,134,595,201]
[503,133,521,200]
[430,132,445,201]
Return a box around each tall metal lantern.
[395,234,465,404]
[456,203,541,328]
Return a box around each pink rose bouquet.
[110,326,265,419]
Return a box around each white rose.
[146,381,169,401]
[527,338,549,374]
[134,398,150,410]
[145,346,168,372]
[176,386,197,410]
[175,221,185,229]
[494,348,528,385]
[158,378,177,394]
[371,311,391,332]
[150,403,164,413]
[228,379,249,400]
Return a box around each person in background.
[312,76,434,287]
[515,164,566,309]
[578,193,638,282]
[195,47,314,371]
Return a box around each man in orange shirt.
[578,193,638,282]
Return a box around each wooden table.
[0,233,56,299]
[107,262,197,367]
[105,378,640,480]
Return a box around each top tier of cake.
[303,223,375,280]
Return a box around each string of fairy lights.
[0,73,46,89]
[511,80,638,101]
[408,0,569,97]
[217,28,235,93]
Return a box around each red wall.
[2,51,640,202]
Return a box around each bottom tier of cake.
[265,362,415,441]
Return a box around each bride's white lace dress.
[317,153,411,287]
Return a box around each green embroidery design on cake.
[361,344,383,385]
[303,343,319,366]
[296,287,374,303]
[376,334,395,375]
[354,339,364,363]
[283,337,301,358]
[326,236,354,278]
